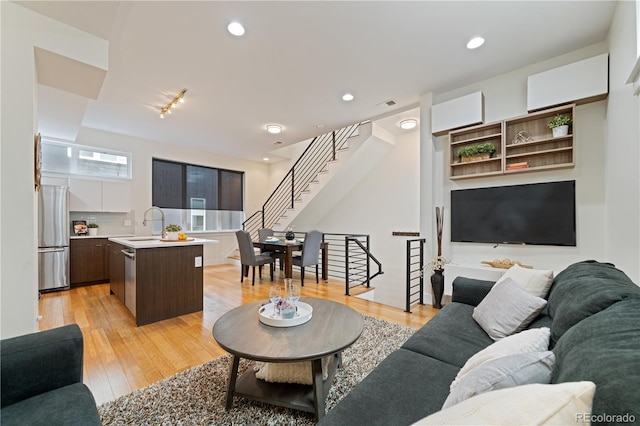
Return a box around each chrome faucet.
[142,206,166,239]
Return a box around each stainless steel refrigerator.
[38,185,70,292]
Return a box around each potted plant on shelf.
[87,223,99,236]
[457,142,496,163]
[165,224,182,240]
[548,113,572,137]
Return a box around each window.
[152,158,244,231]
[40,138,132,180]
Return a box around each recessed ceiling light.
[400,119,418,130]
[266,124,282,134]
[228,22,245,37]
[466,36,485,49]
[263,157,270,161]
[342,93,354,102]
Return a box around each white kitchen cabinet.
[69,178,131,212]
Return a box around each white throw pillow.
[413,381,595,425]
[450,327,550,390]
[443,351,555,408]
[495,264,554,298]
[473,277,547,340]
[254,357,329,385]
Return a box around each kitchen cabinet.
[69,178,132,212]
[70,238,110,285]
[109,242,125,304]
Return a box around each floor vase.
[431,269,444,309]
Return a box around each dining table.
[252,239,329,280]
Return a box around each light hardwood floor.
[38,264,438,405]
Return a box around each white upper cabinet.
[70,178,131,212]
[527,53,609,111]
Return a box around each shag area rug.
[99,315,415,425]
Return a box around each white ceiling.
[18,1,616,162]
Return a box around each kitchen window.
[152,158,244,232]
[40,138,132,180]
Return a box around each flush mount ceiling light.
[160,89,187,118]
[342,93,354,102]
[227,21,245,36]
[266,124,283,134]
[400,119,418,130]
[466,36,485,49]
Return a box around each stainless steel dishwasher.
[122,249,136,316]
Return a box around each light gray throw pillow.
[443,351,555,408]
[473,277,547,340]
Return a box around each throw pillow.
[443,351,555,408]
[472,277,547,340]
[413,381,595,425]
[450,327,550,390]
[254,357,330,385]
[495,264,554,298]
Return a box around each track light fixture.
[160,89,187,118]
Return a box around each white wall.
[0,3,108,338]
[605,0,640,283]
[312,130,421,308]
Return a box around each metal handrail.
[242,123,363,240]
[405,238,426,313]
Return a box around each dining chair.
[292,230,323,286]
[236,230,274,285]
[258,228,285,270]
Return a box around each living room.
[1,1,639,424]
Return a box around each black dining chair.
[258,228,285,270]
[292,230,323,286]
[236,230,274,285]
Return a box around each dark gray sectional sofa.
[0,324,101,426]
[319,260,640,425]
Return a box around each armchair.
[1,324,101,425]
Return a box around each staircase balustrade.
[405,238,426,313]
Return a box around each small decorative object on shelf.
[456,142,496,163]
[87,223,99,236]
[506,161,530,171]
[429,206,446,309]
[548,113,572,137]
[481,258,533,269]
[513,130,533,144]
[285,226,295,241]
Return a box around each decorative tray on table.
[258,302,313,327]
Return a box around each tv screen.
[450,180,576,246]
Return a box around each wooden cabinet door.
[70,238,108,284]
[109,242,125,303]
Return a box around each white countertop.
[108,236,219,249]
[71,234,134,240]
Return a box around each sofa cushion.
[413,381,595,425]
[472,277,547,340]
[318,348,459,426]
[547,260,640,344]
[552,297,640,422]
[495,264,554,298]
[443,351,555,408]
[0,383,101,426]
[450,327,550,389]
[401,303,494,368]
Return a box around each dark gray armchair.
[0,324,101,426]
[236,230,274,285]
[292,230,323,286]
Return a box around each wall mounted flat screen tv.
[450,180,576,246]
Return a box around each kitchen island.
[108,236,217,326]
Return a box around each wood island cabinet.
[70,238,110,285]
[109,242,126,304]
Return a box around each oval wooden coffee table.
[212,298,364,421]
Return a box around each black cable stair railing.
[243,122,363,240]
[405,238,426,313]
